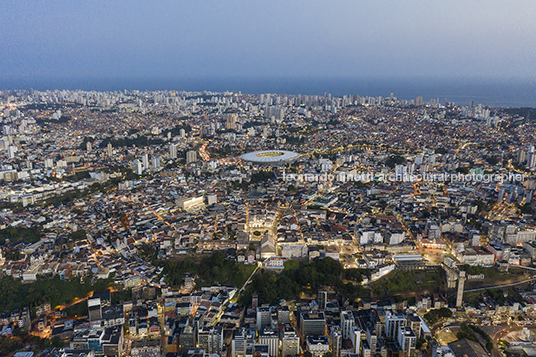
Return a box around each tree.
[385,155,406,168]
[70,229,87,241]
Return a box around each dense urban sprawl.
[0,89,535,357]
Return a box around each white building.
[169,144,178,159]
[281,326,300,357]
[281,244,308,259]
[258,328,278,357]
[131,160,143,175]
[398,326,417,356]
[306,335,329,357]
[176,196,204,211]
[385,311,406,341]
[187,150,197,163]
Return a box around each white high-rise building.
[187,150,197,164]
[528,151,536,169]
[142,153,149,170]
[151,157,160,170]
[341,311,354,339]
[258,328,278,357]
[6,146,17,159]
[385,311,406,341]
[131,160,143,175]
[351,328,362,354]
[398,326,417,356]
[170,144,178,159]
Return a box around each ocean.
[1,76,535,108]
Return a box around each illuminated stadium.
[240,150,300,165]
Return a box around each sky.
[1,0,536,85]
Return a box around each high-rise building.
[107,143,113,157]
[86,141,92,152]
[351,328,362,354]
[232,327,246,357]
[87,289,111,322]
[151,157,160,170]
[527,151,536,169]
[300,312,326,337]
[398,326,417,356]
[6,145,17,159]
[256,307,272,331]
[330,327,342,357]
[198,324,223,355]
[406,314,422,339]
[518,150,527,164]
[131,160,143,175]
[210,324,224,356]
[187,150,197,164]
[225,114,237,130]
[281,326,300,357]
[142,153,149,170]
[170,144,178,159]
[317,290,327,311]
[341,311,355,339]
[277,306,290,324]
[385,311,406,341]
[180,325,195,350]
[258,328,278,357]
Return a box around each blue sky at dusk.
[1,0,536,84]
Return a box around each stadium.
[240,150,300,165]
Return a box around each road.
[464,277,536,292]
[491,329,509,357]
[432,317,536,357]
[484,324,528,357]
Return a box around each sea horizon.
[1,76,535,108]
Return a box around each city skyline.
[1,1,536,355]
[0,85,535,356]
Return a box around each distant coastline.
[1,76,535,108]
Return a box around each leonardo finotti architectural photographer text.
[281,170,525,183]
